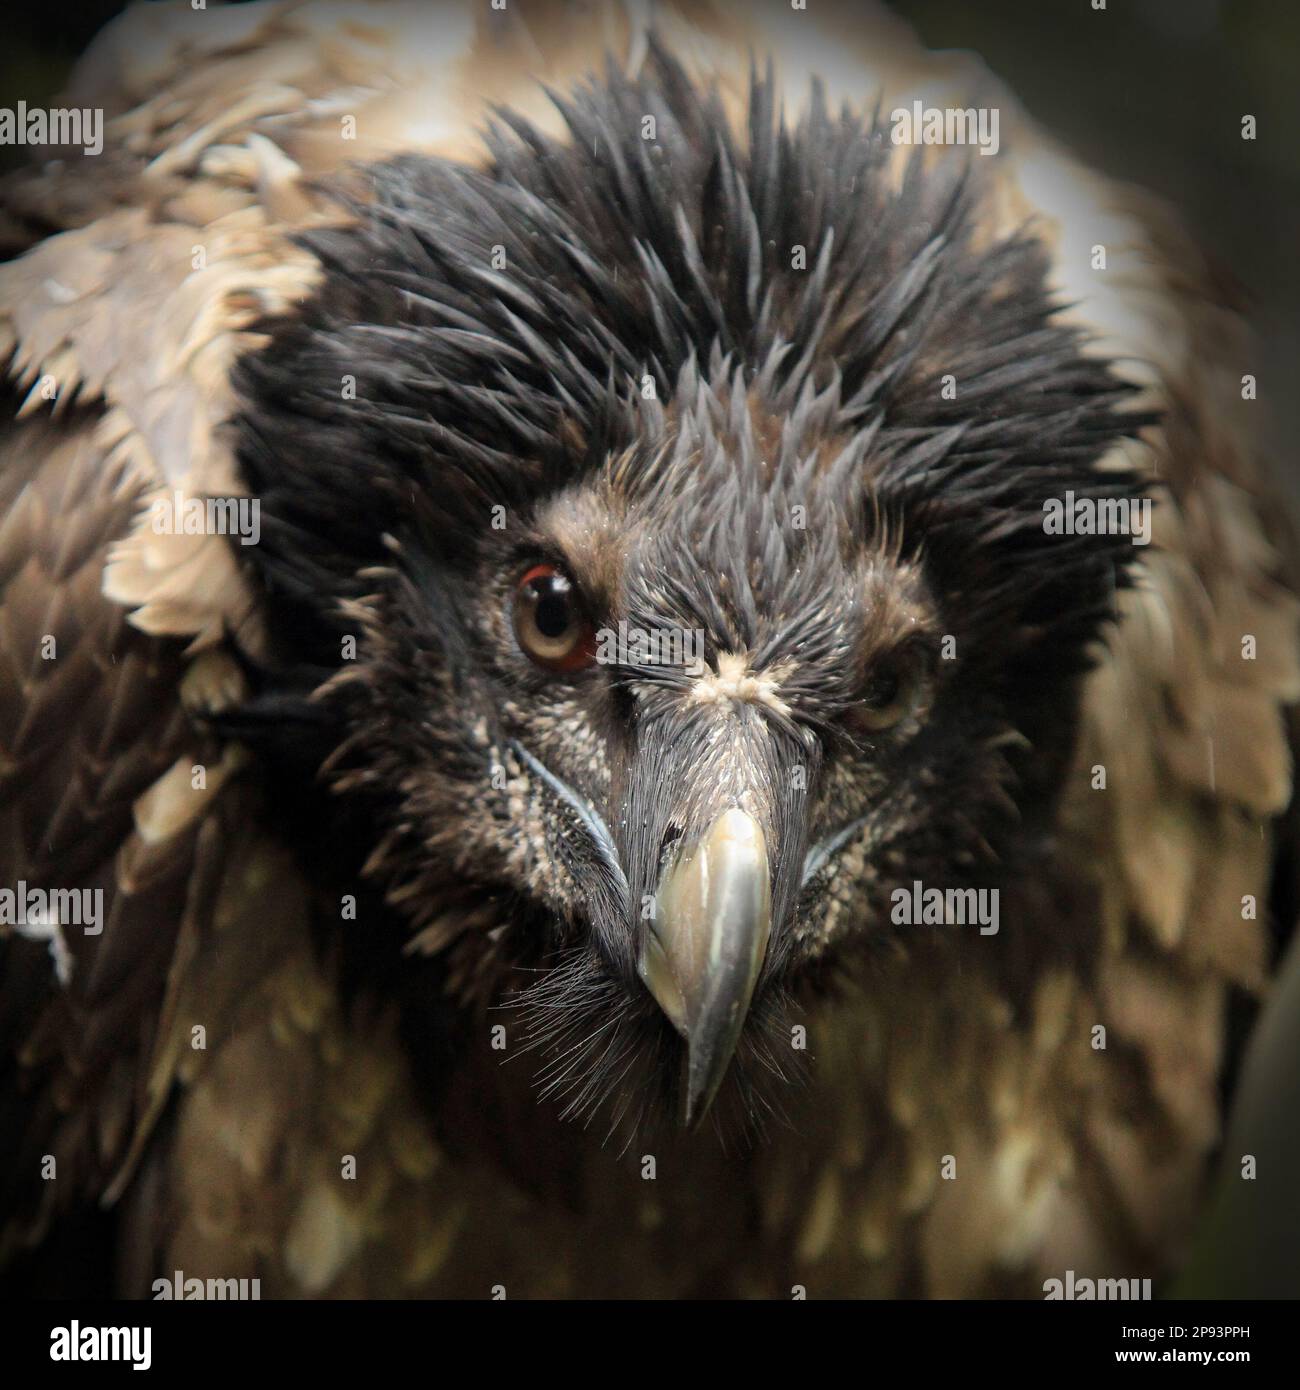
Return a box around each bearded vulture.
[1,0,1297,1299]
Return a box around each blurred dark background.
[1,0,1297,496]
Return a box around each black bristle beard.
[504,941,812,1153]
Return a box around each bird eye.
[512,564,597,672]
[849,649,925,733]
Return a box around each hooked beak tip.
[637,807,772,1126]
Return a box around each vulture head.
[228,51,1147,1135]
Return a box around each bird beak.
[638,808,772,1126]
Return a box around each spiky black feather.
[234,44,1151,678]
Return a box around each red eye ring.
[511,563,598,673]
[518,563,560,589]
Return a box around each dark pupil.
[866,667,900,708]
[532,578,573,639]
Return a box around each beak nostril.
[658,823,684,870]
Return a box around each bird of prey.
[1,0,1297,1299]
